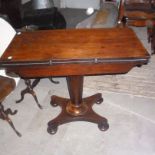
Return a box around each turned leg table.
[0,28,150,134]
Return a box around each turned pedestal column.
[47,75,109,134]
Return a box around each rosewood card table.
[0,28,150,134]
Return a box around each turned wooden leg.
[121,16,128,27]
[47,76,109,135]
[0,103,21,137]
[151,26,155,54]
[147,26,155,55]
[16,79,43,109]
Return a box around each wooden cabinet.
[124,0,155,11]
[118,0,155,53]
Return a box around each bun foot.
[98,121,109,131]
[50,101,58,107]
[96,98,103,104]
[47,123,58,135]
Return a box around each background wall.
[60,0,100,9]
[22,0,100,9]
[22,0,61,7]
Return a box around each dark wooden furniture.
[0,0,66,30]
[16,77,59,109]
[0,0,22,28]
[118,0,155,26]
[0,76,21,137]
[118,0,155,53]
[149,25,155,52]
[0,28,149,134]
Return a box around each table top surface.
[1,28,149,63]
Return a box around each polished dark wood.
[0,28,150,134]
[118,0,155,25]
[152,27,155,52]
[149,26,155,53]
[48,76,108,134]
[0,28,149,77]
[118,0,155,54]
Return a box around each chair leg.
[151,27,155,54]
[121,16,128,27]
[147,26,155,55]
[0,103,21,137]
[147,27,152,43]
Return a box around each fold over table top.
[0,28,150,77]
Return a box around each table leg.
[16,78,59,109]
[47,75,109,135]
[147,26,155,55]
[16,79,43,109]
[0,103,21,137]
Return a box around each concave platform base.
[47,93,109,134]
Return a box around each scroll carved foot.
[5,108,17,115]
[49,78,60,84]
[0,104,22,137]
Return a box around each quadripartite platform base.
[47,93,109,134]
